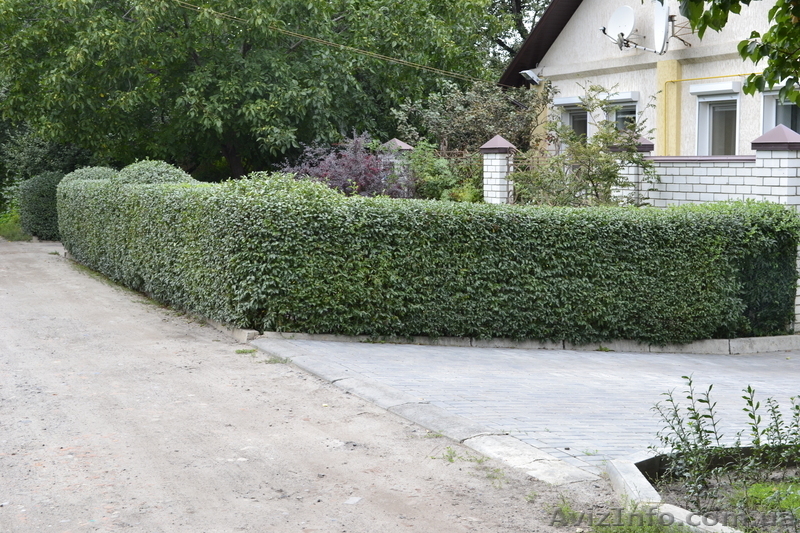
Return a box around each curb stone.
[249,337,600,486]
[258,331,800,356]
[606,452,742,533]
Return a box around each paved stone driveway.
[279,340,800,474]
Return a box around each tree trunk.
[221,142,245,179]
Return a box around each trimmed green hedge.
[58,167,800,344]
[18,171,64,240]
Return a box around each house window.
[708,102,737,155]
[569,110,588,138]
[691,82,741,156]
[763,92,800,133]
[776,101,800,131]
[614,105,637,131]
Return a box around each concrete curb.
[606,452,742,533]
[250,337,599,486]
[205,319,259,344]
[257,331,800,356]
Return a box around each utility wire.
[173,0,490,85]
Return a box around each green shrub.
[18,171,64,240]
[57,169,800,343]
[61,166,118,185]
[116,160,194,184]
[0,208,31,241]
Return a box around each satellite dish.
[606,6,636,46]
[653,0,670,54]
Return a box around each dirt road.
[0,240,615,532]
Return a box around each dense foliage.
[392,81,553,152]
[511,85,658,207]
[0,0,500,178]
[676,0,800,104]
[282,134,412,198]
[18,171,64,240]
[58,167,800,344]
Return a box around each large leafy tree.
[0,0,498,177]
[489,0,551,58]
[677,0,800,103]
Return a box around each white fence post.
[480,135,517,204]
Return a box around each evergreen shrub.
[18,171,64,240]
[58,168,800,344]
[116,160,194,184]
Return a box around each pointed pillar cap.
[382,138,414,151]
[480,135,517,154]
[752,124,800,151]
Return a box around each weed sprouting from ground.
[652,376,800,531]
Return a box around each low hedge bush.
[58,166,800,344]
[18,171,65,240]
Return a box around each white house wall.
[538,0,775,156]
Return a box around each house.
[500,0,786,157]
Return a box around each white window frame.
[553,92,639,139]
[763,91,800,133]
[691,82,741,156]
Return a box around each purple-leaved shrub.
[282,134,414,198]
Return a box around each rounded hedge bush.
[18,171,64,241]
[61,166,118,184]
[116,160,195,184]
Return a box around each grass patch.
[738,481,800,516]
[235,348,257,354]
[0,209,31,241]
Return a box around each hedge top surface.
[60,166,118,184]
[116,160,195,184]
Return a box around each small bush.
[0,208,31,241]
[282,133,412,198]
[116,160,194,184]
[407,142,458,200]
[18,171,64,240]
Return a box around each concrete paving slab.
[387,403,498,443]
[250,337,800,495]
[464,435,597,485]
[334,377,421,409]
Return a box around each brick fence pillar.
[752,125,800,331]
[480,135,517,204]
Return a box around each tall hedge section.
[18,171,65,240]
[58,165,800,344]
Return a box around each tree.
[511,85,658,207]
[0,0,499,178]
[676,0,800,103]
[489,0,551,59]
[391,80,554,152]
